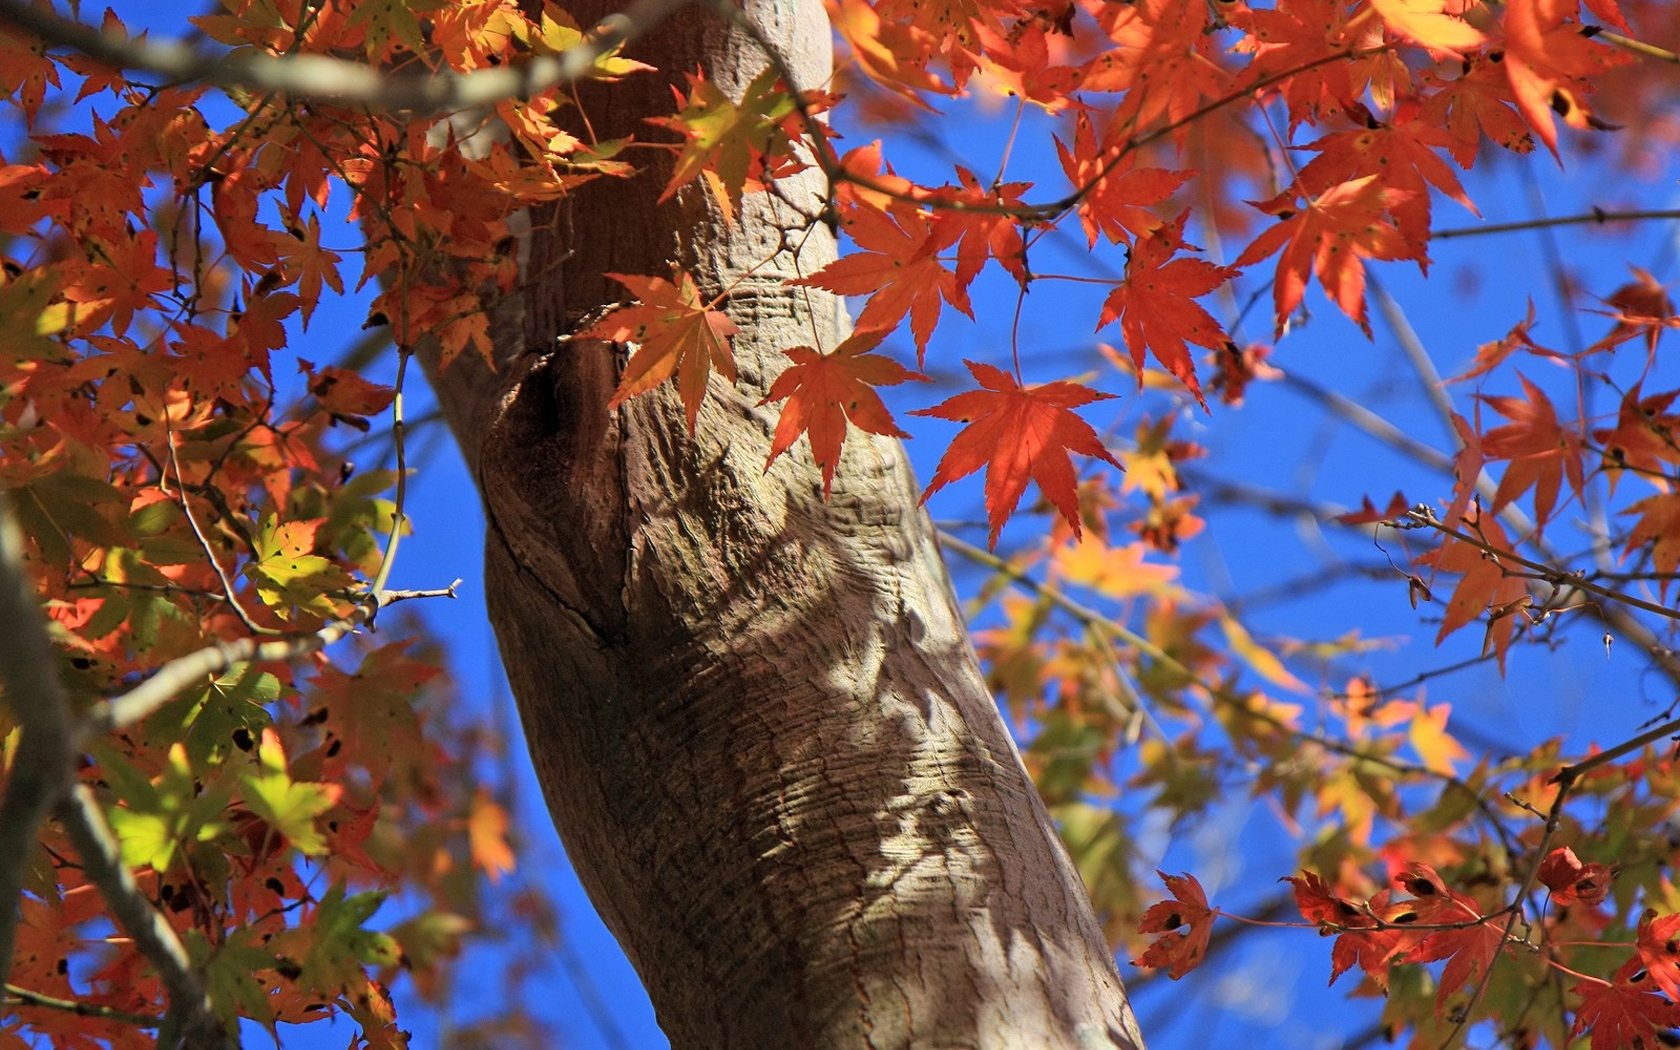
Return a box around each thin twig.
[1431,208,1680,241]
[3,982,165,1027]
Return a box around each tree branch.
[0,0,691,113]
[54,786,229,1048]
[0,496,229,1045]
[83,580,460,734]
[0,496,76,989]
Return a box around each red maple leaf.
[1096,212,1237,408]
[792,200,971,363]
[937,167,1031,292]
[759,329,928,495]
[1393,863,1507,1012]
[581,271,739,433]
[1415,507,1531,671]
[1235,175,1416,337]
[1136,871,1218,980]
[1054,110,1192,247]
[1477,374,1586,526]
[1591,266,1678,359]
[1537,846,1612,907]
[913,361,1120,547]
[1572,959,1680,1050]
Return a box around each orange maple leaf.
[1096,212,1237,408]
[1636,912,1680,1001]
[1623,492,1680,599]
[1236,175,1415,337]
[1136,870,1218,979]
[1596,384,1680,494]
[793,200,971,362]
[1368,0,1486,53]
[1501,0,1628,157]
[759,329,927,495]
[1228,0,1373,128]
[581,271,740,433]
[1288,104,1479,256]
[913,361,1120,547]
[1591,266,1678,359]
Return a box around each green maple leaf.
[241,729,341,855]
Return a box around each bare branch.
[84,580,461,734]
[0,496,76,989]
[0,0,690,113]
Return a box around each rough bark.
[424,0,1145,1045]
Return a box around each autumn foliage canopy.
[1,0,1679,1044]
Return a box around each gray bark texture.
[422,0,1146,1045]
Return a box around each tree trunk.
[423,0,1145,1045]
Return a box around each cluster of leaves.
[0,0,639,1042]
[2,0,1679,1044]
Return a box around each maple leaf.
[649,66,810,222]
[830,0,951,97]
[1537,846,1612,906]
[1335,490,1409,526]
[1501,0,1629,156]
[1288,105,1479,256]
[1591,265,1678,359]
[1624,492,1680,600]
[1392,863,1506,1012]
[1421,58,1537,167]
[793,200,971,362]
[1477,374,1585,526]
[1368,0,1486,53]
[1445,302,1566,384]
[1407,702,1469,774]
[1638,912,1680,1002]
[1096,212,1238,408]
[1416,508,1530,672]
[1235,175,1416,337]
[1136,871,1217,979]
[939,167,1031,292]
[581,271,740,433]
[1228,0,1382,127]
[1054,110,1192,248]
[1573,959,1680,1050]
[1081,0,1228,130]
[913,361,1120,547]
[1597,385,1680,494]
[241,729,343,856]
[759,328,927,495]
[1283,873,1405,986]
[468,789,517,883]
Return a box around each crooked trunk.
[424,0,1144,1044]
